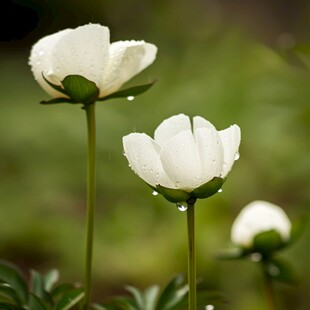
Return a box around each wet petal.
[29,28,72,97]
[193,116,216,131]
[99,40,157,97]
[219,125,241,178]
[160,130,202,190]
[122,133,175,188]
[51,24,110,88]
[154,114,191,145]
[194,127,224,183]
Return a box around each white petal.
[194,127,224,184]
[193,116,216,131]
[219,125,241,178]
[29,28,72,97]
[160,130,202,190]
[231,200,292,247]
[99,40,157,97]
[122,133,175,188]
[51,24,110,87]
[154,114,191,146]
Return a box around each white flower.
[231,200,291,248]
[29,24,157,99]
[122,114,241,196]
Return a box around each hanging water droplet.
[234,152,240,161]
[127,96,135,101]
[205,305,214,310]
[152,191,158,196]
[176,203,187,212]
[250,252,262,262]
[218,188,223,193]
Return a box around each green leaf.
[0,302,24,310]
[0,261,28,306]
[192,177,224,199]
[144,286,160,310]
[28,294,48,310]
[54,287,84,310]
[0,283,20,304]
[106,297,137,310]
[62,75,99,105]
[156,274,187,310]
[30,270,53,305]
[156,186,191,203]
[98,81,157,101]
[125,286,144,310]
[51,284,74,299]
[252,230,284,254]
[266,258,298,285]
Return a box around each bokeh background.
[1,0,310,309]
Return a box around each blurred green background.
[1,0,310,309]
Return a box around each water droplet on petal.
[38,50,45,56]
[152,191,158,196]
[218,188,223,193]
[250,252,262,262]
[176,203,187,212]
[127,96,135,101]
[205,305,214,310]
[234,152,240,161]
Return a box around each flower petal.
[29,28,72,97]
[99,40,157,97]
[154,114,191,145]
[51,24,110,88]
[160,130,202,190]
[219,124,241,178]
[122,133,175,188]
[194,127,224,184]
[193,116,216,131]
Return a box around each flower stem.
[84,103,96,310]
[186,201,196,310]
[262,261,277,310]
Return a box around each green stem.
[262,261,277,310]
[186,201,196,310]
[84,103,96,310]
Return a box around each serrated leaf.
[43,270,59,293]
[266,258,298,285]
[28,293,48,310]
[0,261,28,306]
[156,274,187,310]
[54,287,84,310]
[62,75,99,105]
[98,81,157,102]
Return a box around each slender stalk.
[262,261,277,310]
[84,103,96,310]
[186,201,196,310]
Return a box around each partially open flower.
[231,200,292,250]
[29,24,157,105]
[123,114,241,202]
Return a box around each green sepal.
[62,75,99,105]
[252,230,285,255]
[42,74,99,105]
[192,177,224,199]
[156,185,191,203]
[98,80,157,101]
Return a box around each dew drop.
[38,50,45,56]
[234,152,240,161]
[205,305,214,310]
[152,191,158,196]
[176,203,187,212]
[127,96,135,101]
[250,252,262,262]
[218,188,223,193]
